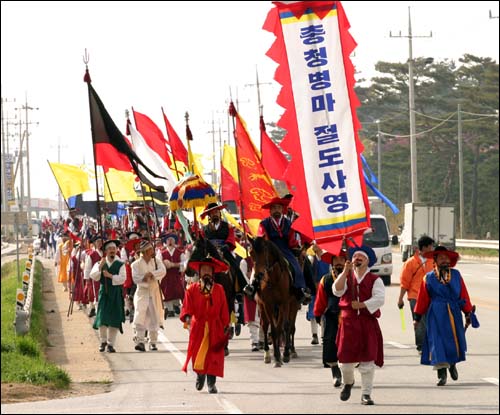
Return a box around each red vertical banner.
[230,103,278,236]
[263,1,369,253]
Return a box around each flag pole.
[162,107,181,182]
[47,160,71,210]
[83,51,104,237]
[228,102,248,241]
[184,111,199,234]
[103,170,115,203]
[129,108,163,236]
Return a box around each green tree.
[356,55,499,238]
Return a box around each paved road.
[2,253,498,414]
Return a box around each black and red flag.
[84,69,166,193]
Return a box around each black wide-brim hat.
[102,239,121,251]
[200,202,227,219]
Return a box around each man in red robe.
[180,256,230,394]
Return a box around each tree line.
[268,54,499,239]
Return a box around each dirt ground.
[1,256,113,404]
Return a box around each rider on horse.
[243,197,312,305]
[200,202,248,295]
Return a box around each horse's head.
[249,236,288,282]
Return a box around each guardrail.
[456,239,499,250]
[14,252,35,335]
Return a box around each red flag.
[230,102,278,235]
[95,142,132,173]
[162,108,188,165]
[260,115,289,182]
[133,109,171,165]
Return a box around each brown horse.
[249,236,300,367]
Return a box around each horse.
[249,236,300,367]
[186,234,236,354]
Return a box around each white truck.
[399,203,455,262]
[363,213,393,286]
[362,197,393,286]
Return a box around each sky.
[2,1,499,202]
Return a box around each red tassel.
[83,68,91,83]
[259,115,266,132]
[228,102,237,117]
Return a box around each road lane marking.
[214,396,243,414]
[157,331,187,367]
[157,331,243,414]
[385,341,412,349]
[482,378,499,385]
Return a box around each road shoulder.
[1,255,113,404]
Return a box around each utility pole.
[22,95,39,223]
[18,113,24,213]
[218,119,227,162]
[58,139,62,214]
[245,66,272,149]
[376,120,382,192]
[390,7,432,203]
[457,103,464,238]
[1,97,7,213]
[210,115,217,187]
[2,99,18,212]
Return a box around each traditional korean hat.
[124,237,144,252]
[200,202,227,219]
[136,239,154,253]
[91,234,104,243]
[423,245,459,268]
[188,256,229,274]
[321,249,347,264]
[161,232,179,243]
[261,197,291,209]
[126,231,141,240]
[103,239,120,251]
[347,245,377,267]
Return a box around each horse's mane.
[190,235,222,261]
[252,237,288,270]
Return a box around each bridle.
[255,242,283,288]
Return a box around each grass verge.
[1,259,70,389]
[459,247,498,257]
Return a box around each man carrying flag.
[333,245,385,406]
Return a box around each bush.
[17,337,40,358]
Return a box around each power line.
[379,112,457,138]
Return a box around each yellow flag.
[103,168,140,202]
[234,242,247,259]
[48,162,90,200]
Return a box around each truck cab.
[363,214,393,286]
